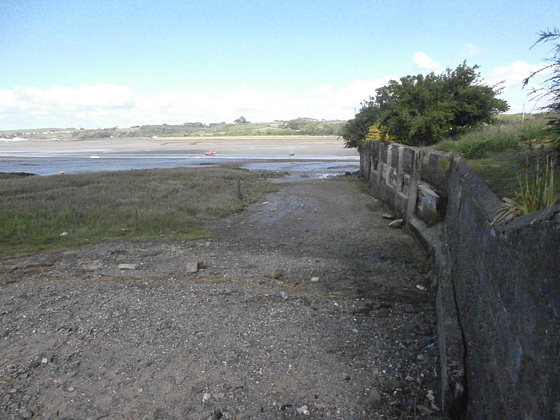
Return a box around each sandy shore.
[0,135,358,157]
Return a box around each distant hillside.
[0,114,542,141]
[0,118,346,140]
[76,118,346,139]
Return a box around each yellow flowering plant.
[365,124,395,143]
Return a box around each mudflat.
[0,174,443,419]
[1,136,358,157]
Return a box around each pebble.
[369,387,382,404]
[388,219,404,228]
[297,405,310,415]
[22,409,34,419]
[426,389,435,401]
[310,277,320,282]
[264,268,285,279]
[185,261,200,273]
[118,263,137,270]
[83,262,103,271]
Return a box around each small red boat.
[205,151,217,156]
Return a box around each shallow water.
[0,152,359,179]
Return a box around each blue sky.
[1,0,559,129]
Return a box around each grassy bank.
[429,114,560,202]
[433,114,554,159]
[0,167,281,258]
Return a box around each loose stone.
[118,263,137,270]
[264,268,284,279]
[186,261,200,273]
[388,219,404,228]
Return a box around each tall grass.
[493,152,558,223]
[430,113,560,202]
[0,167,280,258]
[433,114,553,159]
[515,155,557,213]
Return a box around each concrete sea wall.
[360,141,560,419]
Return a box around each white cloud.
[312,84,333,95]
[412,52,445,73]
[0,79,396,129]
[0,84,138,128]
[462,43,482,57]
[0,57,553,129]
[333,78,393,113]
[485,60,553,113]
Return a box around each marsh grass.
[0,167,281,257]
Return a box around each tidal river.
[0,139,359,180]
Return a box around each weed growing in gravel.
[0,167,280,257]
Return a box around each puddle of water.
[242,160,359,181]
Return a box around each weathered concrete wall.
[360,141,560,419]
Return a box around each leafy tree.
[343,62,509,148]
[342,97,383,148]
[375,74,453,145]
[523,28,560,138]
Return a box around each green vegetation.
[76,118,346,139]
[468,147,559,203]
[0,118,346,141]
[433,113,553,159]
[0,167,281,258]
[514,155,557,213]
[523,28,560,161]
[493,153,557,223]
[431,113,559,203]
[342,62,508,148]
[430,26,560,211]
[341,38,560,215]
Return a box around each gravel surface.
[0,173,444,419]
